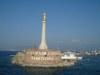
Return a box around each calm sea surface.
[0,51,100,75]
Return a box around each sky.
[0,0,100,50]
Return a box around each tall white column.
[39,13,48,50]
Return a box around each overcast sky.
[0,0,100,50]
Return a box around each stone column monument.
[39,13,48,50]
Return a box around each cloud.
[71,39,80,43]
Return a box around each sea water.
[0,51,100,75]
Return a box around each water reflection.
[22,67,65,75]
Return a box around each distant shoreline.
[0,50,21,51]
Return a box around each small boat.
[61,52,82,60]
